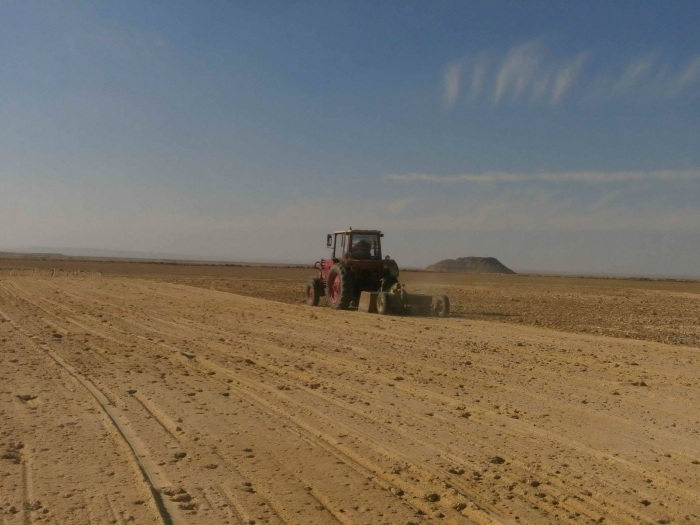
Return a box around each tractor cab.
[327,230,383,261]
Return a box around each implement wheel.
[326,264,354,310]
[432,295,450,318]
[305,279,322,306]
[376,292,391,315]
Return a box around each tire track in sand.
[0,305,183,525]
[109,287,697,524]
[1,282,334,525]
[4,277,697,525]
[146,330,614,525]
[163,348,495,525]
[155,348,583,523]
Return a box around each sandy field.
[161,272,700,349]
[4,255,700,351]
[1,272,699,525]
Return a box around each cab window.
[350,234,380,259]
[334,234,346,258]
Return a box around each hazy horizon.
[1,2,699,277]
[4,244,700,280]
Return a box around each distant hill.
[425,257,515,274]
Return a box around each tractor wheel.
[326,264,354,310]
[376,292,391,315]
[432,295,450,318]
[305,279,322,306]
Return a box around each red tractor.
[305,229,450,317]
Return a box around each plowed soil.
[2,275,699,525]
[163,273,700,349]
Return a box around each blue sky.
[1,1,699,275]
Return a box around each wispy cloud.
[443,60,464,108]
[551,52,588,103]
[236,192,700,234]
[672,54,700,94]
[442,53,489,108]
[443,41,700,108]
[387,169,700,184]
[494,41,544,102]
[443,40,587,107]
[612,52,659,94]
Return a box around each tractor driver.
[351,239,372,258]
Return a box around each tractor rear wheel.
[432,295,450,317]
[305,279,322,306]
[376,292,391,315]
[326,264,354,310]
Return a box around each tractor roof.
[333,229,382,235]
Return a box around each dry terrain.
[4,254,700,350]
[162,272,700,349]
[1,272,700,525]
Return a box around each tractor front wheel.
[326,264,354,310]
[305,278,322,306]
[432,295,450,318]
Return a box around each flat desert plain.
[1,260,699,525]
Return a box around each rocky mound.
[426,257,515,274]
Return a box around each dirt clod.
[17,394,36,401]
